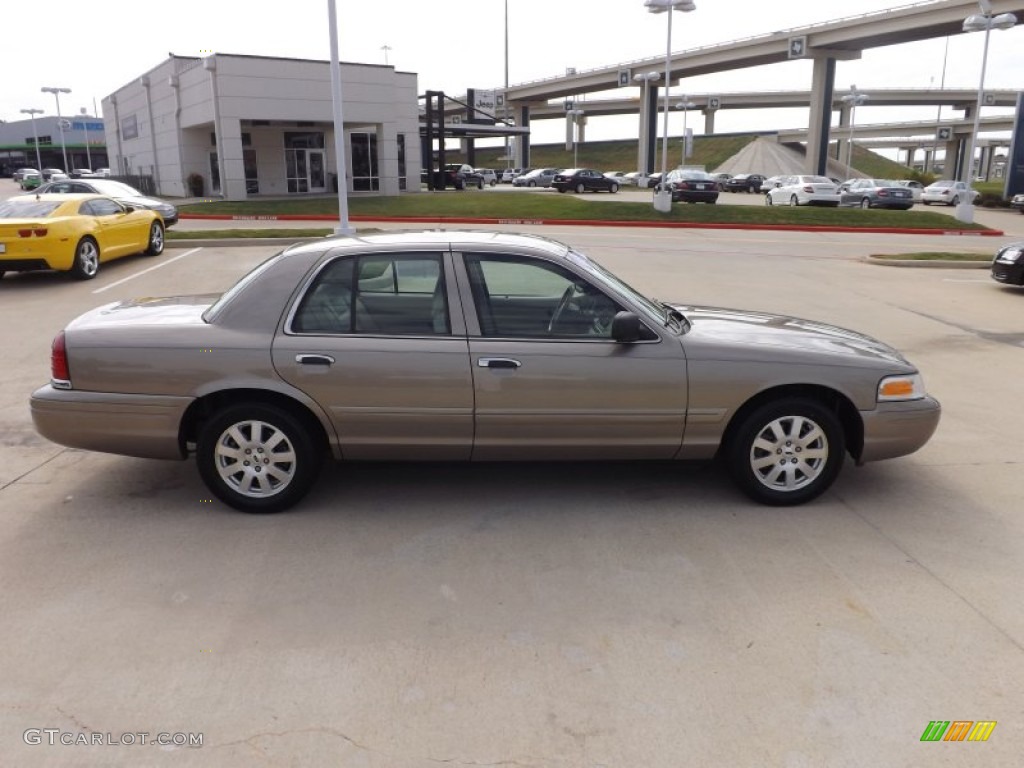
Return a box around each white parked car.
[896,180,924,203]
[623,171,647,187]
[921,180,980,206]
[758,175,788,193]
[474,168,498,186]
[764,175,840,207]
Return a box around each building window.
[209,152,221,194]
[121,115,138,140]
[350,132,379,192]
[284,132,325,149]
[244,148,259,194]
[398,134,406,191]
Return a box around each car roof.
[283,229,572,259]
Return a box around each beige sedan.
[31,231,940,513]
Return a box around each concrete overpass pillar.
[577,116,587,144]
[923,149,933,173]
[902,146,916,168]
[703,109,715,135]
[805,57,837,175]
[637,85,660,175]
[945,137,963,179]
[835,104,851,161]
[565,115,573,151]
[515,104,531,169]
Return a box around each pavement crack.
[212,726,372,755]
[0,448,71,493]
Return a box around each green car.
[19,172,42,190]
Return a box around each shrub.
[187,172,205,197]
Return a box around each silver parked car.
[512,168,560,188]
[839,179,914,210]
[31,231,940,513]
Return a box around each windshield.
[89,180,142,196]
[0,201,62,218]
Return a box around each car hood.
[673,304,912,368]
[68,295,219,330]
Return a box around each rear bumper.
[858,396,941,464]
[30,384,193,460]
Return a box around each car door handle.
[295,354,335,366]
[478,357,522,369]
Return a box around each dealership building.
[0,115,107,176]
[102,54,421,199]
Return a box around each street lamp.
[956,0,1017,223]
[633,71,660,176]
[20,108,44,172]
[840,85,868,181]
[41,86,71,172]
[380,44,392,65]
[567,109,585,167]
[645,0,696,213]
[675,96,695,165]
[326,0,354,234]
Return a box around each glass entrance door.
[284,131,326,194]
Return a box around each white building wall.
[104,54,421,200]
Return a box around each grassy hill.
[450,133,915,177]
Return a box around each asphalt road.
[2,221,1024,766]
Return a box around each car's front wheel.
[197,403,323,513]
[144,221,164,256]
[575,183,586,194]
[727,398,845,506]
[610,183,619,193]
[69,237,100,280]
[789,195,800,207]
[860,198,871,209]
[764,194,773,206]
[950,196,960,206]
[528,180,536,187]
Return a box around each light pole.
[840,85,868,181]
[956,0,1017,223]
[326,0,354,234]
[20,108,44,172]
[633,71,660,177]
[645,0,696,213]
[567,109,585,167]
[41,86,71,172]
[675,96,695,165]
[380,44,391,65]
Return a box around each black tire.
[528,180,536,187]
[765,194,773,206]
[950,196,959,206]
[575,182,585,194]
[789,195,799,207]
[0,271,5,280]
[610,183,619,194]
[557,187,566,193]
[144,221,164,256]
[727,398,845,506]
[860,198,871,209]
[197,403,323,513]
[477,180,484,190]
[69,237,100,280]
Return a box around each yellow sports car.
[0,193,164,280]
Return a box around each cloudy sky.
[3,0,1022,151]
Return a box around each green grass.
[179,194,990,231]
[871,251,992,261]
[845,144,919,181]
[470,134,758,174]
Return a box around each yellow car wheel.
[69,238,100,280]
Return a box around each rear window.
[0,201,63,218]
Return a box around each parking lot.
[2,220,1024,765]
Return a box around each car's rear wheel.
[860,198,871,209]
[610,183,619,193]
[69,238,100,280]
[144,221,164,256]
[477,180,484,190]
[528,180,536,187]
[727,398,845,506]
[575,183,585,194]
[197,403,322,513]
[789,195,799,206]
[764,194,773,206]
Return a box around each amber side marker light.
[878,374,924,401]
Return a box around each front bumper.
[31,384,193,460]
[991,261,1024,285]
[858,396,941,464]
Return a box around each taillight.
[51,331,71,387]
[804,185,814,193]
[878,190,889,197]
[17,228,47,237]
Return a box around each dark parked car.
[552,168,620,194]
[991,241,1024,285]
[657,169,719,204]
[443,163,484,190]
[31,179,179,226]
[724,174,767,193]
[839,179,914,210]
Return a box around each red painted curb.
[177,213,1004,237]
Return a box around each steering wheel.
[547,285,576,334]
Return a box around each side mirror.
[611,311,643,343]
[122,204,135,213]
